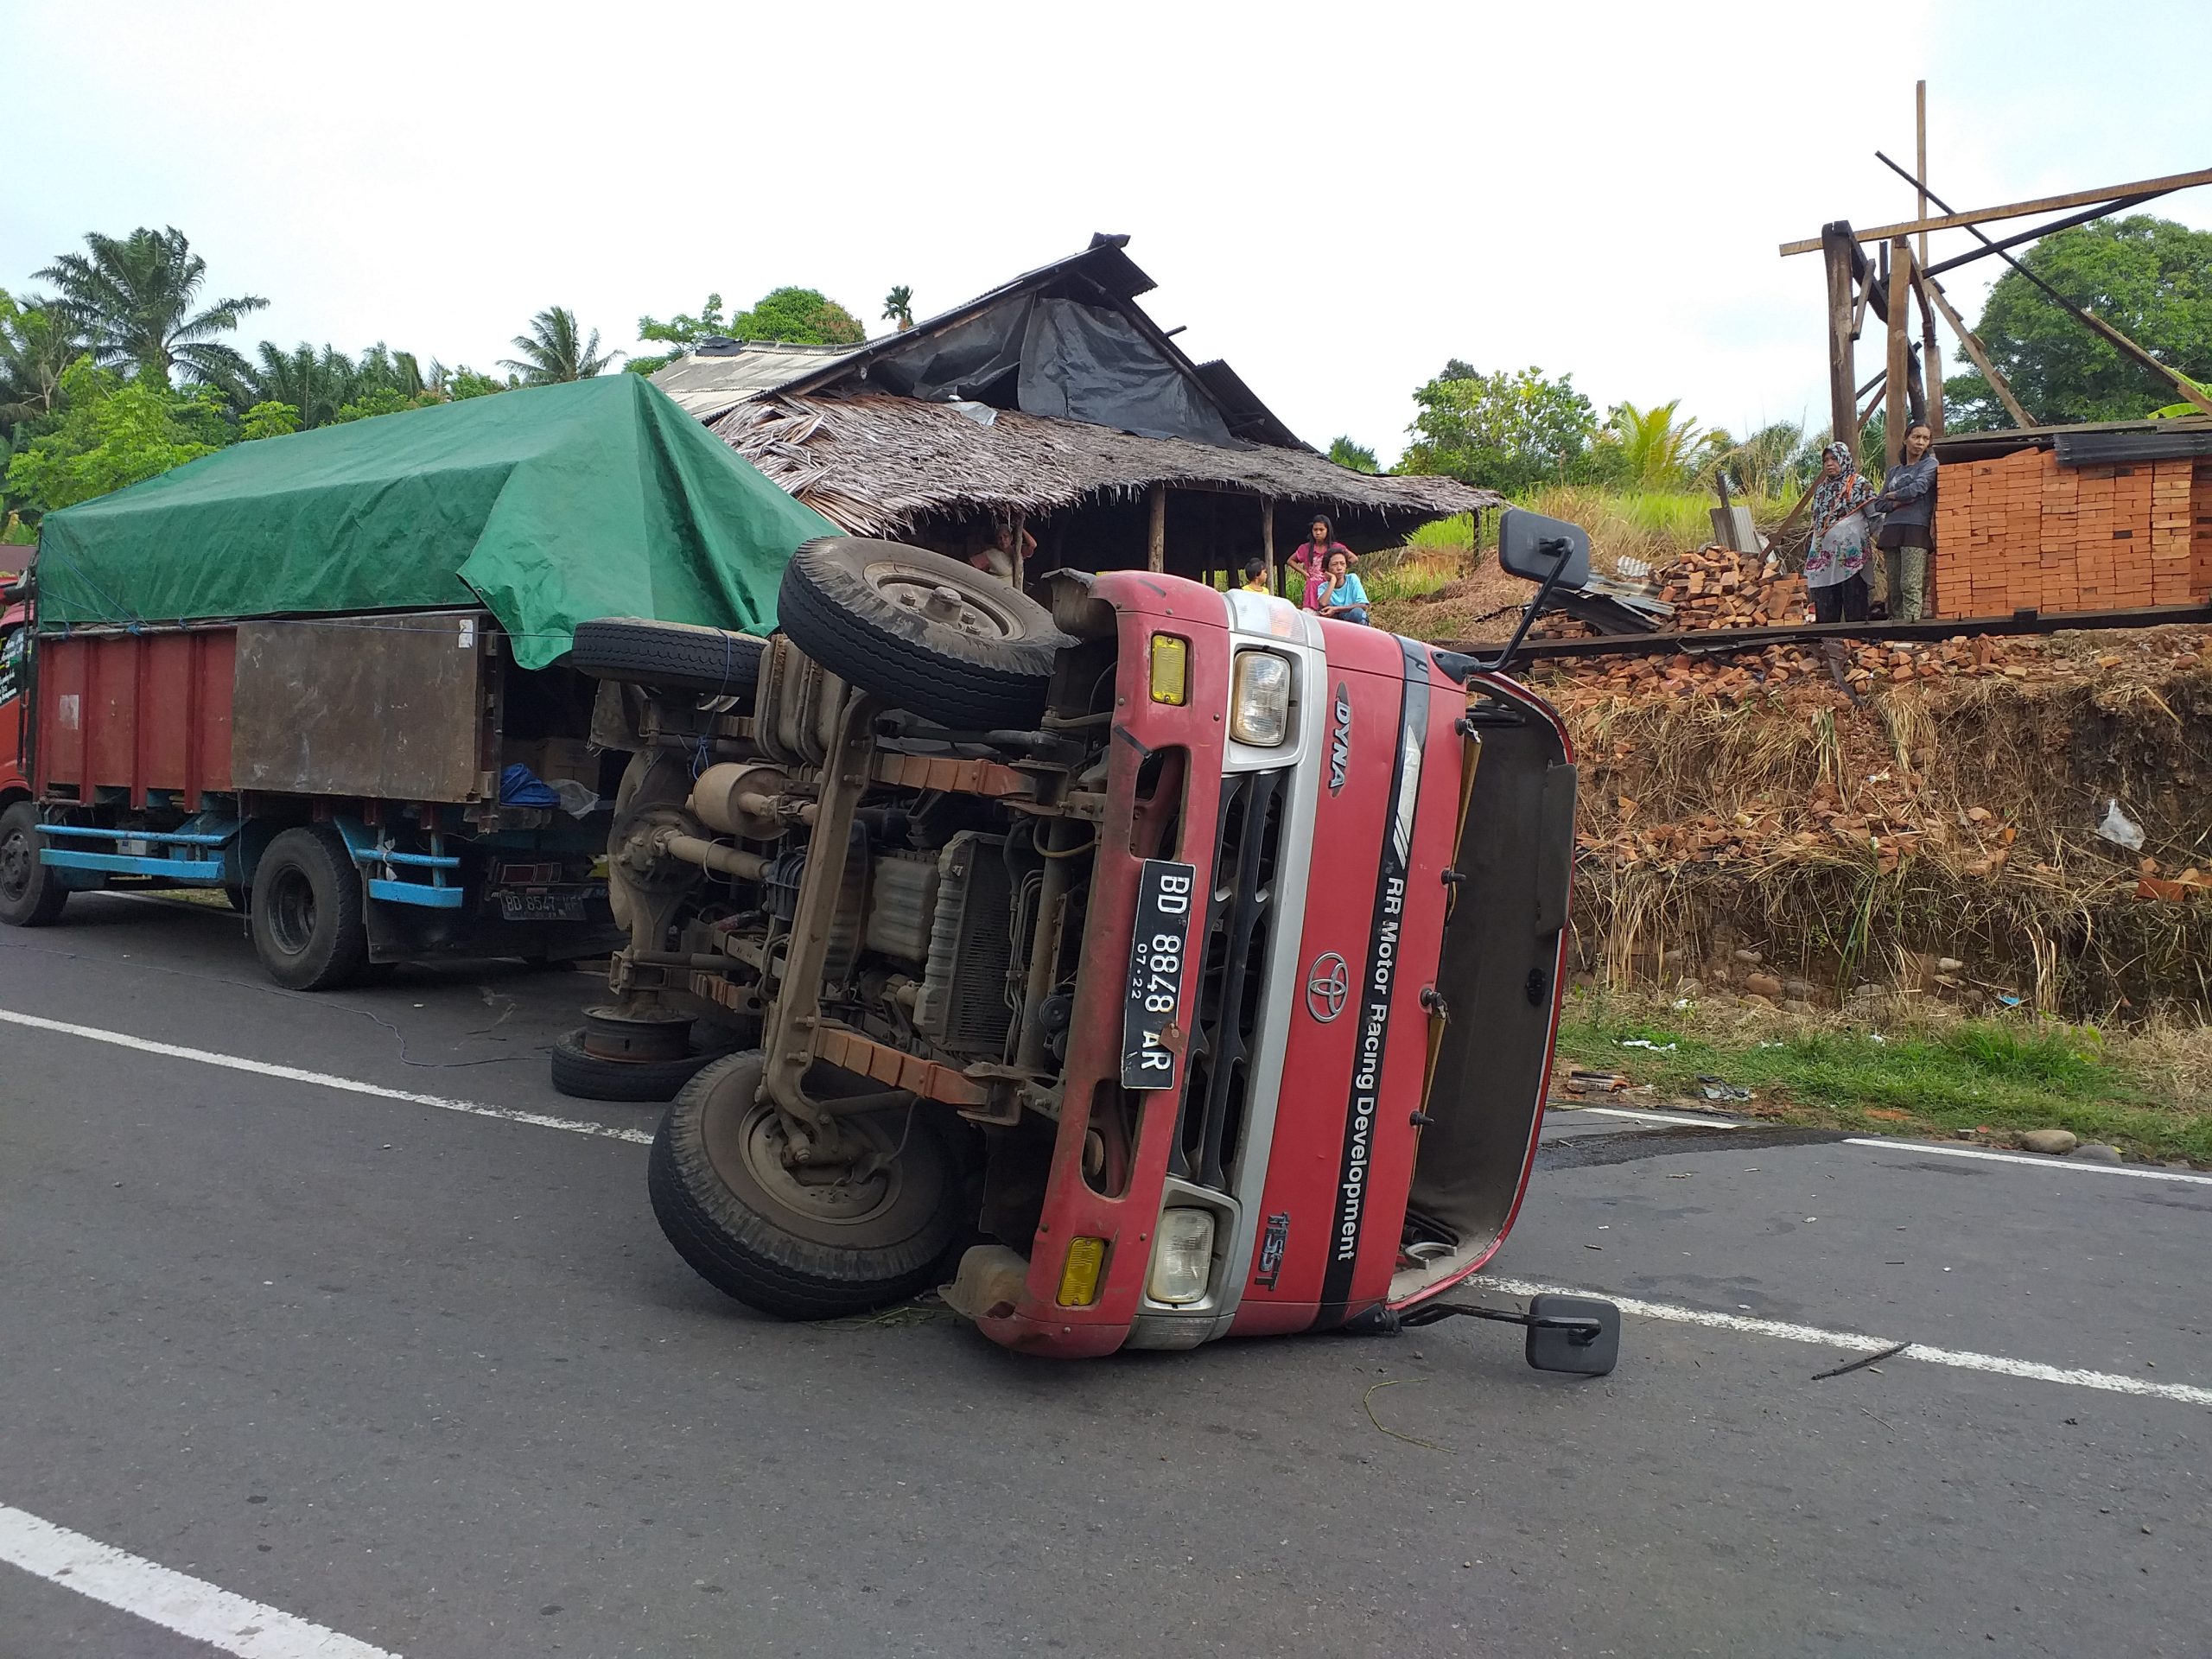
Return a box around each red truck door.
[1,598,29,804]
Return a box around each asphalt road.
[3,893,2207,1658]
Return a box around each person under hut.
[1803,441,1877,624]
[1239,556,1271,595]
[1288,514,1354,610]
[1869,422,1937,623]
[1312,549,1370,626]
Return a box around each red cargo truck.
[0,376,831,988]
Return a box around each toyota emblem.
[1306,951,1350,1022]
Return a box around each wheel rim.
[699,1078,906,1240]
[0,826,33,903]
[264,862,317,957]
[864,559,1032,643]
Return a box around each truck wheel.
[649,1050,959,1320]
[776,536,1072,731]
[549,1028,723,1103]
[0,802,66,927]
[571,619,766,701]
[249,826,368,990]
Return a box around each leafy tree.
[244,343,359,429]
[1327,435,1379,474]
[728,287,864,346]
[0,290,86,426]
[629,294,732,377]
[499,307,619,384]
[5,359,227,512]
[35,226,266,387]
[1945,215,2212,430]
[445,367,506,400]
[1400,364,1600,493]
[882,284,914,331]
[239,400,301,441]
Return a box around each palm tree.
[245,343,361,429]
[881,285,914,332]
[499,308,618,384]
[1605,399,1730,489]
[35,226,266,387]
[0,292,86,423]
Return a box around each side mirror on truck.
[1497,508,1592,588]
[1466,509,1595,674]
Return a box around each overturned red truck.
[571,511,1620,1369]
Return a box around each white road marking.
[0,1500,398,1658]
[1471,1274,2212,1407]
[0,1007,651,1146]
[1564,1104,1743,1128]
[1845,1136,2212,1186]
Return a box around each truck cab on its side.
[570,514,1619,1370]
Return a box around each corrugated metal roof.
[650,342,865,420]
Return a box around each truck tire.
[776,536,1072,731]
[649,1050,959,1320]
[550,1028,723,1103]
[249,825,368,991]
[570,618,766,700]
[0,802,66,927]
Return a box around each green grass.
[1555,995,2212,1165]
[1405,484,1799,577]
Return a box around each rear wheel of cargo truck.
[649,1050,961,1320]
[776,537,1071,731]
[0,802,67,927]
[249,825,369,991]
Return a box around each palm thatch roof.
[710,393,1498,537]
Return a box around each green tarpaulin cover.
[35,375,836,668]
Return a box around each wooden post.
[1147,483,1166,573]
[1260,497,1276,593]
[1821,224,1858,446]
[1885,238,1912,468]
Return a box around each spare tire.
[571,618,766,700]
[777,537,1072,731]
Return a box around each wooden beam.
[1260,497,1276,594]
[1885,238,1912,468]
[1921,277,2032,428]
[1778,163,2212,255]
[1874,152,2212,423]
[1147,483,1166,573]
[1923,192,2165,278]
[1918,274,1943,435]
[1822,226,1858,445]
[1914,82,1929,272]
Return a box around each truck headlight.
[1147,1207,1216,1305]
[1230,652,1292,747]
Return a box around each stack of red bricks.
[1931,446,2212,619]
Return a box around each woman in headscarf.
[1803,440,1876,624]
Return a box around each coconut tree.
[881,285,914,332]
[245,343,362,430]
[35,226,266,387]
[498,308,618,385]
[1604,399,1731,489]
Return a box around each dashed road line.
[0,1007,650,1146]
[0,1500,399,1658]
[1471,1274,2212,1407]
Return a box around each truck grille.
[1173,767,1287,1192]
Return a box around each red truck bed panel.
[34,629,236,806]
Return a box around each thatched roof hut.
[655,234,1497,582]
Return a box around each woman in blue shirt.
[1315,550,1370,626]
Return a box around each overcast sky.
[6,1,2208,463]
